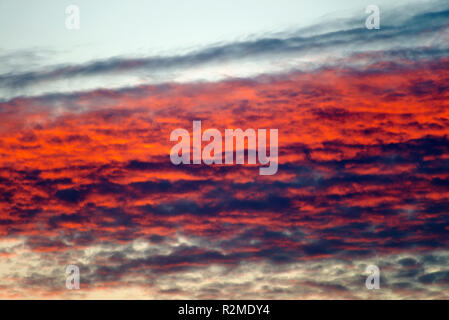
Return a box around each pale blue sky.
[0,0,413,63]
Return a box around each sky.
[0,0,448,299]
[1,0,412,54]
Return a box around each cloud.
[1,1,449,299]
[1,2,449,99]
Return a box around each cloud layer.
[0,1,449,299]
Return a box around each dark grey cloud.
[0,3,448,94]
